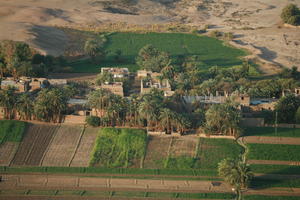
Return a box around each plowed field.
[11,124,58,166]
[70,127,98,167]
[42,125,83,167]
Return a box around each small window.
[241,97,244,100]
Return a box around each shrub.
[281,4,300,26]
[86,116,100,127]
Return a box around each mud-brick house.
[0,79,29,92]
[99,82,124,97]
[101,68,129,78]
[141,78,174,97]
[137,70,161,79]
[48,79,67,86]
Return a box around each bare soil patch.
[0,142,18,166]
[143,136,172,168]
[42,125,83,167]
[11,124,58,166]
[169,137,198,157]
[70,127,98,167]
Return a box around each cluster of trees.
[281,4,300,26]
[0,40,70,78]
[84,35,107,63]
[87,87,242,135]
[0,86,76,122]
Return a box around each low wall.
[265,124,300,128]
[63,115,86,124]
[198,134,235,140]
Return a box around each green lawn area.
[0,120,27,144]
[248,143,300,161]
[90,128,147,168]
[68,32,247,73]
[244,127,300,137]
[245,195,300,200]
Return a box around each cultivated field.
[11,124,58,166]
[70,32,247,73]
[0,142,18,166]
[70,127,98,167]
[143,136,172,169]
[42,125,84,167]
[90,128,147,168]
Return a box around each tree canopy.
[281,4,300,26]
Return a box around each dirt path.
[242,136,300,145]
[1,174,300,197]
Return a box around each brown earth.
[11,124,58,166]
[143,135,172,168]
[242,136,300,145]
[0,142,18,166]
[0,0,299,70]
[70,127,98,167]
[42,125,84,167]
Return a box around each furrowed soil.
[11,124,58,166]
[42,125,83,167]
[143,136,172,169]
[0,142,18,166]
[70,127,98,167]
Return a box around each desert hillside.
[0,0,299,68]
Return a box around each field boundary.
[68,125,86,167]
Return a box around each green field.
[0,120,26,144]
[69,32,247,73]
[195,138,243,169]
[244,127,300,137]
[248,143,300,161]
[90,128,147,168]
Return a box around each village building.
[101,67,129,78]
[48,79,67,86]
[140,78,174,97]
[0,79,29,92]
[99,82,124,97]
[137,70,161,79]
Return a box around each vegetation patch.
[90,128,147,167]
[69,32,246,73]
[248,143,300,161]
[244,127,300,137]
[251,177,300,189]
[0,120,26,144]
[195,138,243,170]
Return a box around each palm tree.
[218,158,253,200]
[84,39,105,63]
[16,93,33,120]
[159,108,175,134]
[138,96,157,131]
[0,87,17,119]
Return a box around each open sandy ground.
[0,0,299,71]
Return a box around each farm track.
[11,124,58,166]
[242,136,300,145]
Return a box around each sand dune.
[0,0,299,68]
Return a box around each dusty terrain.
[0,0,299,70]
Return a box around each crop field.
[0,142,18,166]
[244,127,300,137]
[11,124,58,166]
[143,136,172,169]
[42,125,84,167]
[0,120,26,144]
[195,138,243,169]
[70,127,99,167]
[248,143,300,161]
[69,32,247,73]
[90,128,147,168]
